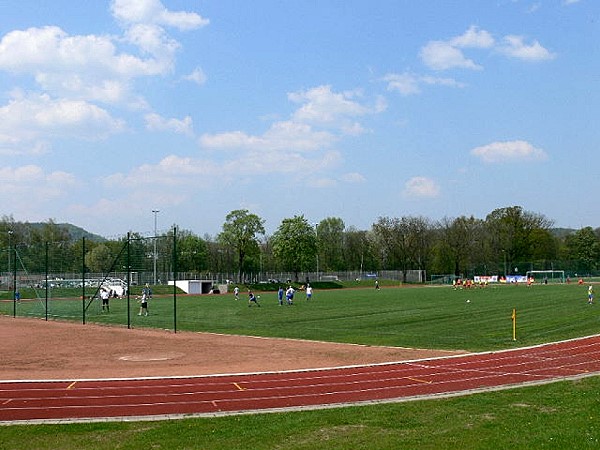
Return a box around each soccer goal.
[525,270,565,284]
[429,274,458,285]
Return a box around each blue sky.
[0,0,597,238]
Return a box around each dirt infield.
[0,315,464,380]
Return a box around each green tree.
[85,243,114,273]
[485,206,553,272]
[372,216,402,269]
[400,216,434,279]
[434,216,485,277]
[316,217,345,271]
[564,227,600,273]
[343,227,378,273]
[271,215,317,282]
[372,216,434,281]
[529,228,559,263]
[218,209,265,283]
[177,231,208,274]
[26,219,73,273]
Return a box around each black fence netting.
[0,230,180,331]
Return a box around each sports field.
[1,282,599,448]
[1,281,596,351]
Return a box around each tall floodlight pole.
[313,223,319,281]
[152,210,159,285]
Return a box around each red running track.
[2,335,600,424]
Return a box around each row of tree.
[1,206,599,282]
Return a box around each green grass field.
[1,282,596,351]
[1,282,600,448]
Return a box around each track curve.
[2,335,600,424]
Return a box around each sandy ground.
[0,315,464,380]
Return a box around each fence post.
[11,243,16,318]
[127,232,131,329]
[82,237,86,325]
[45,242,49,321]
[173,226,178,333]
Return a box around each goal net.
[525,270,565,284]
[429,274,458,285]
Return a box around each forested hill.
[550,228,577,239]
[25,223,578,244]
[28,223,106,243]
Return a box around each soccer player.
[100,288,110,313]
[285,286,295,305]
[588,285,594,305]
[248,290,260,307]
[138,291,149,316]
[306,284,313,301]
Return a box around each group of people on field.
[98,283,152,316]
[453,278,489,289]
[232,284,313,307]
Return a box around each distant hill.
[550,227,576,239]
[29,223,106,243]
[59,223,106,242]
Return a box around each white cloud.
[420,25,553,71]
[0,26,170,79]
[383,72,465,96]
[340,172,366,183]
[0,92,125,150]
[0,25,175,107]
[105,147,343,202]
[0,26,159,77]
[110,0,209,30]
[382,73,421,95]
[420,40,483,71]
[0,165,78,212]
[420,26,493,71]
[471,140,548,163]
[105,155,217,190]
[184,67,207,85]
[201,85,384,155]
[498,35,556,61]
[289,85,382,130]
[450,26,495,49]
[198,85,384,187]
[403,177,440,198]
[123,23,180,62]
[563,0,580,5]
[312,177,337,188]
[145,113,194,136]
[0,1,208,159]
[230,148,342,177]
[201,120,336,152]
[0,0,208,110]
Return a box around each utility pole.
[152,210,159,285]
[313,223,319,281]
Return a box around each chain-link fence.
[0,230,182,331]
[3,235,600,331]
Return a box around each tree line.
[1,205,599,282]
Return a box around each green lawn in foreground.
[1,376,599,449]
[1,283,597,352]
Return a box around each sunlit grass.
[0,283,595,352]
